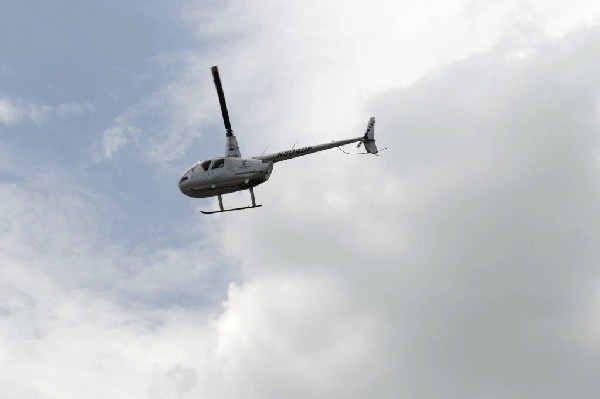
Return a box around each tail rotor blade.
[211,66,233,137]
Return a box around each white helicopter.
[179,66,379,214]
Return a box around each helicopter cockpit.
[179,158,226,183]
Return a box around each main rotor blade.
[211,66,233,137]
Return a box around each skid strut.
[201,188,263,214]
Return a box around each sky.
[1,0,600,398]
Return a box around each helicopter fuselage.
[179,157,273,198]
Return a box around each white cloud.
[208,274,386,398]
[0,159,227,398]
[100,118,142,159]
[99,0,600,165]
[154,0,597,166]
[0,98,94,126]
[0,98,20,125]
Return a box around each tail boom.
[252,117,378,162]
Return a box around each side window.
[211,158,225,169]
[201,160,211,171]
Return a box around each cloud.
[0,98,94,126]
[100,118,142,159]
[0,152,231,398]
[55,101,95,119]
[91,2,600,395]
[0,98,20,125]
[96,0,600,166]
[96,62,208,164]
[209,27,600,398]
[206,274,386,399]
[2,1,600,398]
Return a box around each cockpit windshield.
[201,160,211,171]
[211,158,225,169]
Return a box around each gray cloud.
[373,32,600,397]
[212,28,600,398]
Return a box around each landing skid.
[201,187,262,214]
[201,204,262,214]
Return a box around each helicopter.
[179,66,379,214]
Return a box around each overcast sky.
[1,1,600,398]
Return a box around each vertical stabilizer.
[362,117,378,154]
